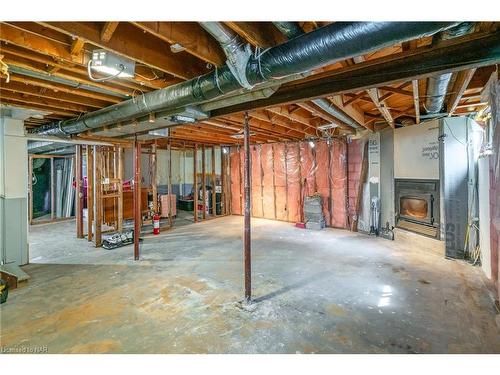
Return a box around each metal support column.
[243,112,252,303]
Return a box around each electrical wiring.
[87,60,125,82]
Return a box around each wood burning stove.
[395,179,439,238]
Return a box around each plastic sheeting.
[229,139,348,228]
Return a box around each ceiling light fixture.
[317,123,339,131]
[88,49,135,82]
[170,43,186,53]
[170,115,196,124]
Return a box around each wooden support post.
[94,146,102,247]
[211,146,216,217]
[202,145,206,220]
[117,147,124,233]
[75,144,84,238]
[193,143,198,222]
[133,138,141,260]
[86,146,94,241]
[151,143,158,213]
[243,112,252,303]
[167,137,173,227]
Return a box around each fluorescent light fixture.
[170,115,196,124]
[230,131,255,139]
[317,123,339,131]
[89,49,135,79]
[148,128,169,138]
[170,43,186,53]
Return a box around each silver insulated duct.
[425,23,475,114]
[273,21,362,129]
[31,22,458,136]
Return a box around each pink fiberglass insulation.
[260,143,276,220]
[251,145,263,218]
[315,140,332,227]
[273,143,288,221]
[229,148,242,215]
[229,139,348,229]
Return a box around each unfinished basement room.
[1,4,500,364]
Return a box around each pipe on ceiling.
[30,22,458,137]
[424,22,476,114]
[8,66,128,99]
[273,21,361,129]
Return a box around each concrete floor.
[1,216,499,353]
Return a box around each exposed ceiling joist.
[446,68,477,115]
[412,79,420,124]
[224,22,286,48]
[211,31,500,118]
[1,79,110,108]
[0,22,84,64]
[38,22,209,80]
[132,22,225,66]
[367,88,394,128]
[100,22,119,42]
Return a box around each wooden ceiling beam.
[211,31,500,118]
[251,110,313,136]
[100,22,119,42]
[0,22,84,64]
[366,88,394,128]
[379,84,413,97]
[132,22,226,66]
[224,22,286,48]
[69,38,85,56]
[39,22,209,80]
[1,89,93,113]
[6,74,121,103]
[412,79,420,124]
[223,114,300,141]
[1,41,172,90]
[446,68,477,115]
[265,106,318,130]
[2,54,138,97]
[1,79,110,109]
[1,98,77,117]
